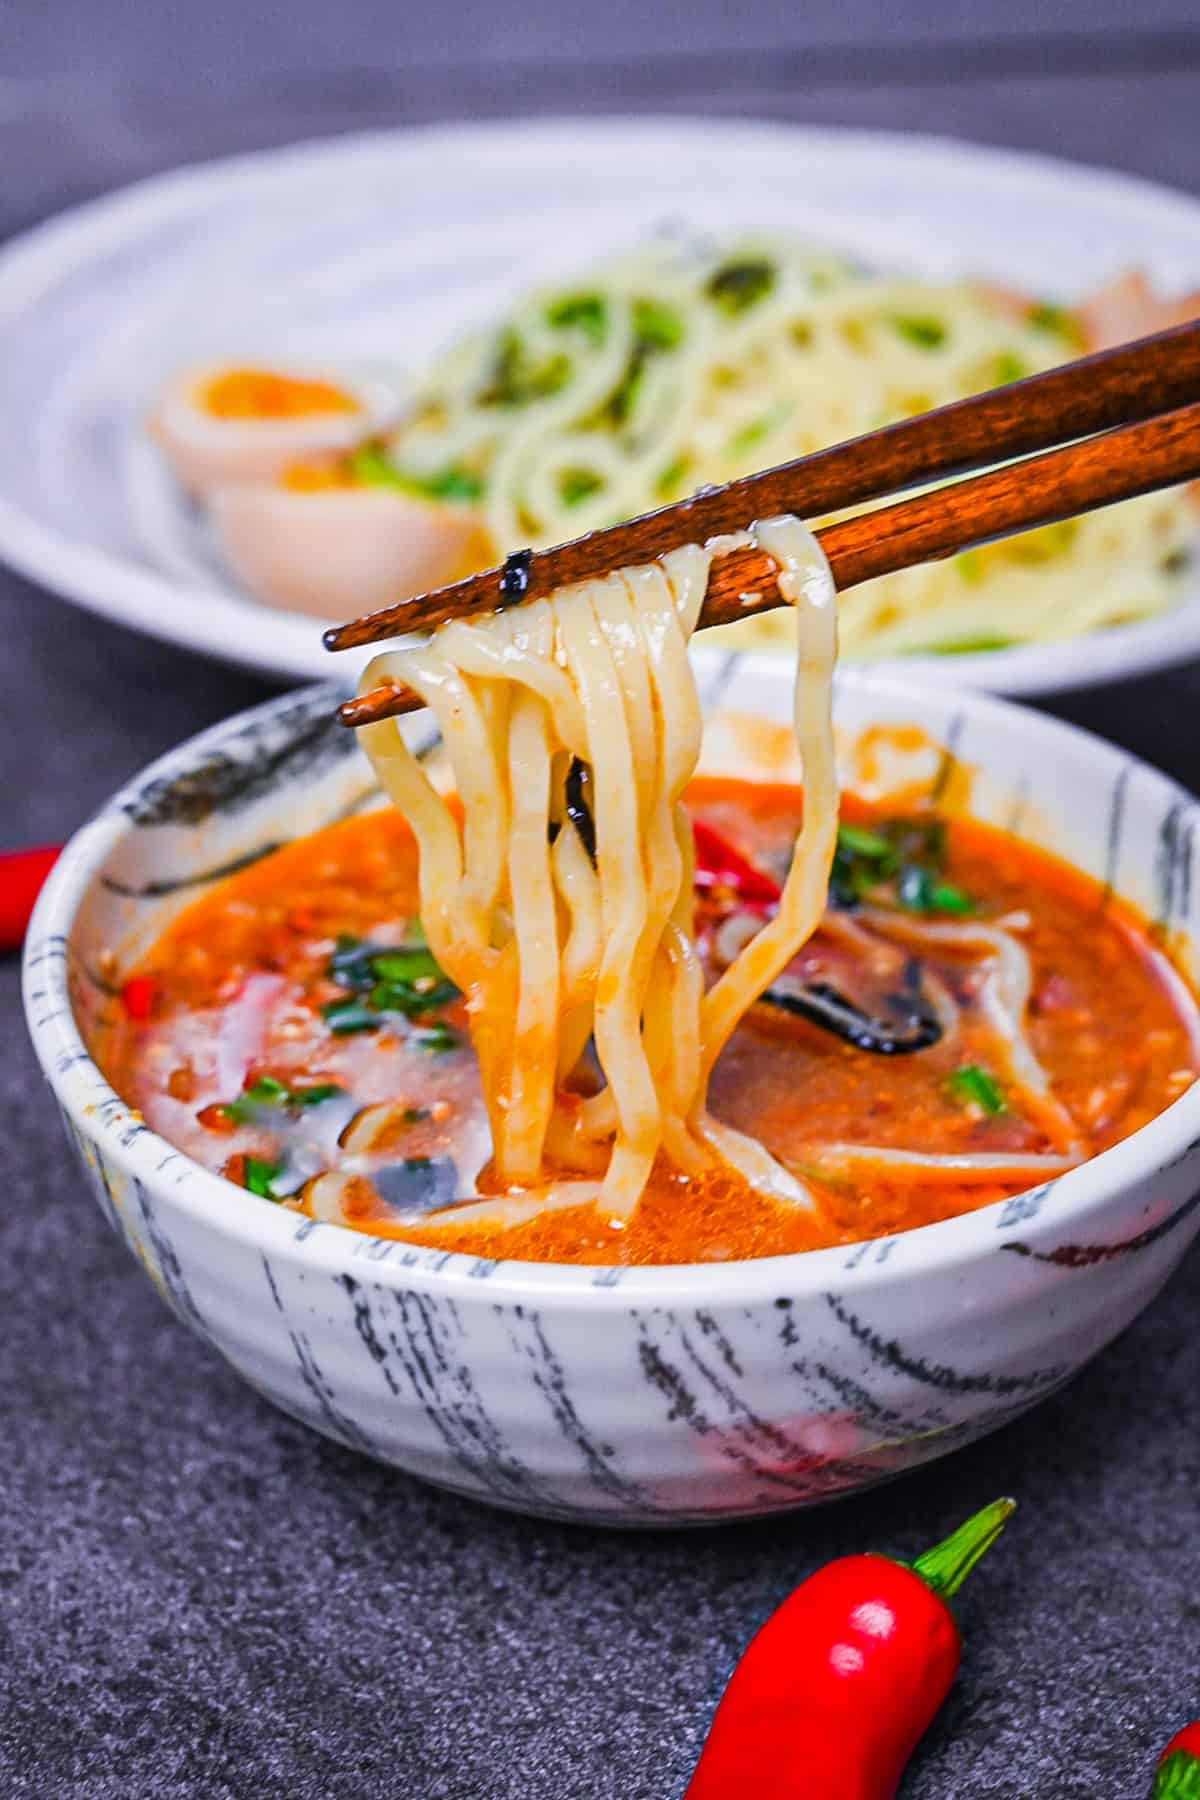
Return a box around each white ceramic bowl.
[24,662,1200,1524]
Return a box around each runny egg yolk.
[201,368,359,420]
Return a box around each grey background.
[2,4,1199,1796]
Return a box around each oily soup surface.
[96,780,1198,1266]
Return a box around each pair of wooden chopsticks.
[331,320,1200,728]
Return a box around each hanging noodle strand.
[358,516,837,1227]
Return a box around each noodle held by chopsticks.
[358,517,838,1225]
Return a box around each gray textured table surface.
[3,18,1200,1797]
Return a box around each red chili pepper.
[1151,1724,1200,1798]
[0,845,62,953]
[120,974,158,1021]
[683,1496,1015,1800]
[692,818,782,905]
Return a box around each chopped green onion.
[291,1083,344,1108]
[422,465,485,502]
[889,315,947,349]
[727,416,771,454]
[928,636,1016,656]
[321,997,381,1035]
[655,454,691,498]
[513,351,570,403]
[326,933,456,1028]
[248,1077,289,1102]
[945,1065,1007,1116]
[369,976,458,1018]
[898,866,974,914]
[1027,301,1082,344]
[413,1023,461,1055]
[837,823,893,860]
[545,292,608,344]
[348,446,483,503]
[632,297,684,351]
[707,259,776,316]
[348,443,402,487]
[929,882,975,914]
[331,936,449,990]
[609,356,647,425]
[226,1074,289,1121]
[245,1076,285,1104]
[558,467,604,507]
[831,815,950,908]
[593,303,684,430]
[243,1157,283,1199]
[370,947,444,985]
[226,1074,344,1120]
[990,351,1029,385]
[481,329,570,407]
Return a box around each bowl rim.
[24,665,1200,1307]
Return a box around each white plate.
[1,117,1199,694]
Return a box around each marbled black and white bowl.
[23,661,1200,1525]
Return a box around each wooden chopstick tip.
[339,684,398,728]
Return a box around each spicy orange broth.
[96,779,1198,1266]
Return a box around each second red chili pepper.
[0,845,61,954]
[683,1496,1014,1800]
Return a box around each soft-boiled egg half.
[209,450,494,619]
[150,362,402,497]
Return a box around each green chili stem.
[1153,1753,1200,1800]
[909,1497,1016,1600]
